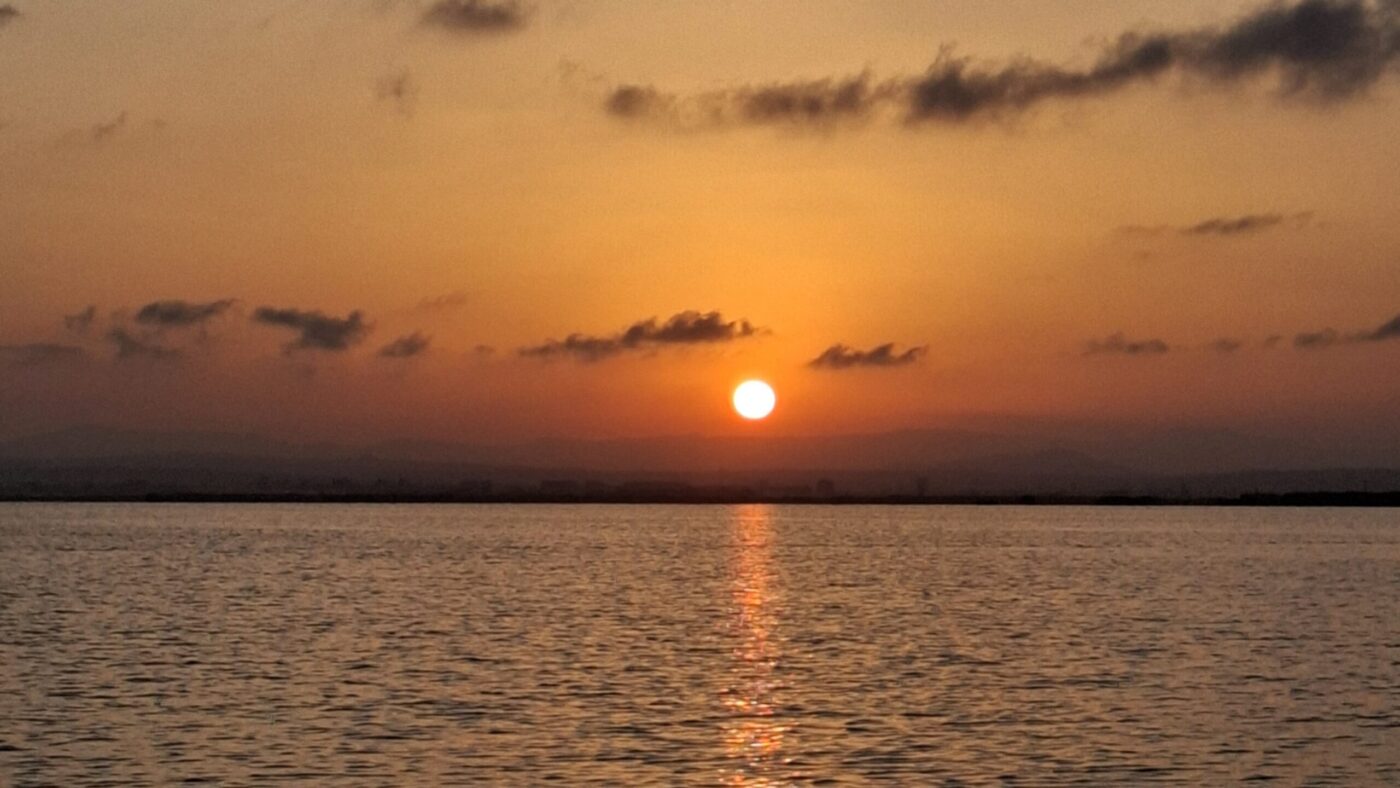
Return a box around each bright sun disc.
[733,380,776,420]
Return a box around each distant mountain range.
[3,425,1399,500]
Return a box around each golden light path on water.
[721,504,793,786]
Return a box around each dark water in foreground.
[1,504,1398,785]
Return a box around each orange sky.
[2,1,1399,450]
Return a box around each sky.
[2,0,1399,460]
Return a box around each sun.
[733,380,776,420]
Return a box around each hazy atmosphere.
[5,5,1400,785]
[3,0,1400,474]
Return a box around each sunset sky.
[3,1,1399,459]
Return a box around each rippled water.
[1,503,1398,785]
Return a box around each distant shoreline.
[3,491,1399,507]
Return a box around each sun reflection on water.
[721,504,795,786]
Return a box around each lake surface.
[1,503,1398,785]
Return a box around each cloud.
[808,343,927,370]
[0,343,84,367]
[904,41,1177,123]
[606,0,1400,130]
[520,310,763,361]
[0,5,19,29]
[134,299,234,328]
[376,71,419,116]
[55,113,169,150]
[1182,214,1287,235]
[416,291,469,312]
[1183,212,1315,235]
[1084,333,1171,356]
[1294,328,1341,348]
[252,307,370,352]
[63,305,97,334]
[605,74,901,129]
[91,111,128,143]
[379,332,431,358]
[1119,211,1311,238]
[1208,337,1245,353]
[420,0,529,34]
[105,328,179,361]
[1359,311,1400,341]
[1294,311,1400,348]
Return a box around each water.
[1,503,1397,785]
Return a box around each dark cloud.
[905,39,1176,123]
[808,343,927,370]
[379,332,431,358]
[105,328,179,361]
[606,74,900,129]
[376,71,418,116]
[1182,214,1287,235]
[604,86,671,119]
[1294,328,1341,348]
[252,307,370,352]
[1359,311,1400,341]
[134,299,234,328]
[1191,0,1400,98]
[606,1,1400,130]
[63,305,97,334]
[520,310,763,361]
[1294,311,1400,348]
[1183,212,1316,235]
[1084,333,1171,356]
[420,0,529,34]
[0,5,19,29]
[1208,337,1245,353]
[0,343,84,367]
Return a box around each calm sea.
[1,503,1397,785]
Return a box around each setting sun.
[733,380,776,420]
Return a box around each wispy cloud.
[56,112,168,149]
[376,71,419,116]
[1084,333,1171,356]
[1183,213,1294,236]
[1124,211,1313,237]
[420,0,529,34]
[605,74,900,130]
[91,112,128,143]
[1295,310,1400,348]
[252,307,370,353]
[134,299,235,329]
[105,328,179,361]
[520,310,763,362]
[1294,328,1341,348]
[379,332,431,358]
[416,291,469,313]
[62,305,97,334]
[606,0,1400,131]
[1360,312,1400,342]
[808,343,927,370]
